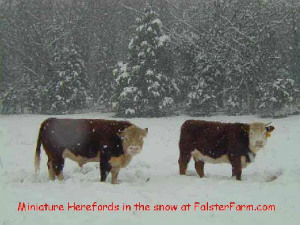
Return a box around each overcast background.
[0,0,299,117]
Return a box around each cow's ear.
[266,126,275,133]
[241,124,249,134]
[266,126,274,137]
[142,128,148,137]
[118,131,125,139]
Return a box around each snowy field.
[0,113,300,225]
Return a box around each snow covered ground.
[0,113,300,225]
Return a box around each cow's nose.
[256,140,263,146]
[129,146,139,152]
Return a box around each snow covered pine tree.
[44,40,90,114]
[257,76,297,117]
[114,5,178,117]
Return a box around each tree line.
[0,0,299,117]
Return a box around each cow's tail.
[34,124,43,174]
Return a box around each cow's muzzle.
[127,146,141,155]
[255,141,264,148]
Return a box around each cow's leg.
[100,162,111,182]
[194,160,205,178]
[52,156,65,181]
[232,169,236,177]
[57,172,64,181]
[47,159,55,181]
[179,160,188,175]
[229,156,242,181]
[100,152,111,182]
[178,149,192,175]
[111,167,120,184]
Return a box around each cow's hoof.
[111,180,120,184]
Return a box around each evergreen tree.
[42,40,90,114]
[186,53,222,116]
[173,32,200,104]
[0,43,3,85]
[256,70,297,117]
[114,6,177,117]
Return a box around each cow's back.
[180,120,250,159]
[39,118,132,158]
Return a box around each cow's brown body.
[178,120,273,180]
[35,118,146,183]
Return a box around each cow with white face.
[179,120,275,180]
[120,125,148,156]
[109,125,148,183]
[249,122,275,154]
[35,118,148,184]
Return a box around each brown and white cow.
[35,118,148,184]
[178,120,274,180]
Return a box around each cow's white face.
[249,122,275,153]
[120,125,148,156]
